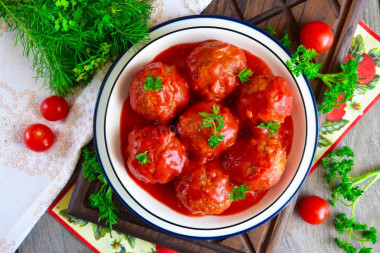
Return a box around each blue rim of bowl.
[93,14,319,240]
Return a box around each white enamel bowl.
[94,15,319,239]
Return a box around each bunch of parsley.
[323,147,380,253]
[286,45,359,114]
[0,0,151,96]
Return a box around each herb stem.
[351,170,380,186]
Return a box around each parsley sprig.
[257,121,281,138]
[279,30,292,49]
[286,45,359,114]
[144,76,163,91]
[237,68,253,83]
[228,185,250,201]
[262,25,292,49]
[136,151,150,164]
[199,105,225,148]
[323,146,380,253]
[82,147,120,231]
[263,26,277,36]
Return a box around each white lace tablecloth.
[0,1,211,252]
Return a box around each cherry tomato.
[40,95,69,121]
[23,124,55,152]
[300,21,334,53]
[155,245,178,253]
[298,195,329,225]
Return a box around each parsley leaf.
[263,26,277,36]
[323,146,380,252]
[144,76,163,91]
[199,105,225,148]
[136,151,150,164]
[257,121,281,138]
[237,68,253,84]
[228,185,250,201]
[279,30,292,49]
[82,147,120,231]
[286,45,321,79]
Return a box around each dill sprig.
[82,147,120,231]
[0,0,152,96]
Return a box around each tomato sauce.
[120,42,294,216]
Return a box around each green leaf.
[359,247,372,253]
[123,234,136,248]
[368,48,380,67]
[199,105,225,148]
[321,119,350,135]
[335,237,357,253]
[144,76,163,91]
[237,68,253,83]
[136,151,150,164]
[92,224,110,240]
[59,209,88,227]
[228,185,250,201]
[363,227,378,244]
[257,121,281,138]
[286,45,321,79]
[349,34,365,61]
[263,26,276,36]
[82,147,104,183]
[279,30,291,49]
[355,75,380,94]
[318,134,333,148]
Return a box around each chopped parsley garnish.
[144,76,163,91]
[228,185,250,201]
[199,105,225,148]
[257,121,281,138]
[136,151,150,164]
[237,68,253,84]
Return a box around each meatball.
[127,125,188,184]
[129,62,189,123]
[237,74,293,124]
[223,137,287,191]
[177,102,239,163]
[186,40,247,101]
[175,160,232,215]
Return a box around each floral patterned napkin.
[0,1,211,253]
[47,20,380,253]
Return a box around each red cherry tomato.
[300,21,334,53]
[298,195,329,225]
[23,124,55,152]
[155,245,179,253]
[40,95,69,121]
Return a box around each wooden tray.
[67,0,365,252]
